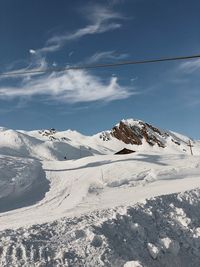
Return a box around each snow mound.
[0,188,200,266]
[0,155,49,212]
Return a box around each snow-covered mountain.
[0,118,199,161]
[0,119,200,266]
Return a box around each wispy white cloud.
[29,49,36,55]
[68,51,74,57]
[36,44,61,54]
[0,5,132,105]
[178,59,200,73]
[0,70,134,103]
[130,77,138,82]
[36,5,125,54]
[161,59,200,108]
[0,57,48,80]
[107,0,128,5]
[85,50,129,64]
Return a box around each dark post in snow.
[188,140,194,156]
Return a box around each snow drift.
[0,155,49,212]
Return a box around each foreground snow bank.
[1,188,200,266]
[0,155,49,212]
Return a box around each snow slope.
[0,152,200,231]
[0,127,94,161]
[0,119,200,266]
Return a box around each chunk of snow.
[147,243,160,259]
[124,260,143,267]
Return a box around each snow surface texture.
[0,119,200,266]
[1,188,200,267]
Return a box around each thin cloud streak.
[178,59,200,73]
[36,5,125,54]
[0,58,48,80]
[85,50,129,64]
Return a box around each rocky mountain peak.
[110,119,170,148]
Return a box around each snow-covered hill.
[0,127,94,161]
[0,118,200,266]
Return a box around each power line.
[1,53,200,77]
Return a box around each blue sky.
[0,0,200,138]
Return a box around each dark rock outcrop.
[111,120,167,148]
[111,121,143,145]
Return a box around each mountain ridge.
[0,118,199,160]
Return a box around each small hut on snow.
[115,148,135,155]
